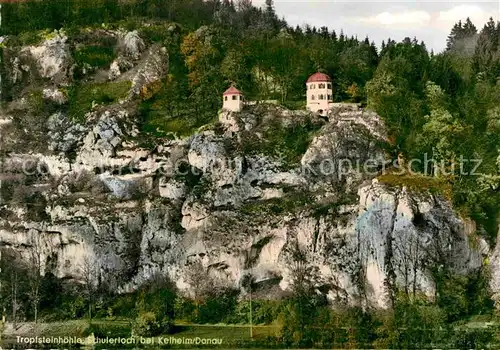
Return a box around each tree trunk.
[11,274,17,328]
[412,245,419,299]
[249,290,253,338]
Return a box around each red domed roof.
[223,86,242,95]
[306,72,332,83]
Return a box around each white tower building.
[222,85,244,112]
[306,72,333,116]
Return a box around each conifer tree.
[446,18,477,54]
[446,20,463,51]
[473,18,500,82]
[331,30,337,42]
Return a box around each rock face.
[490,229,500,306]
[128,45,168,99]
[0,29,490,308]
[3,31,72,96]
[357,183,482,306]
[27,32,72,83]
[118,30,146,61]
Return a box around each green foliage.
[340,307,380,348]
[374,299,447,348]
[27,89,44,114]
[229,300,284,325]
[175,292,239,325]
[428,53,466,97]
[87,320,131,338]
[59,295,87,320]
[0,0,214,36]
[377,172,453,199]
[197,289,239,324]
[279,297,329,348]
[419,112,466,171]
[133,311,164,337]
[277,247,329,348]
[451,325,499,349]
[108,294,137,319]
[73,45,116,68]
[146,114,209,139]
[138,76,216,139]
[174,296,197,322]
[473,18,500,83]
[241,115,322,169]
[310,195,358,218]
[366,40,429,148]
[132,275,177,336]
[282,100,306,110]
[367,22,499,241]
[432,269,494,323]
[17,30,45,46]
[139,22,179,43]
[446,17,478,54]
[68,81,131,121]
[240,191,311,216]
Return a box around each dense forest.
[1,0,499,348]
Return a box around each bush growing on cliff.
[66,170,95,193]
[127,178,152,200]
[240,115,323,169]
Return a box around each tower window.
[328,94,332,101]
[311,84,315,89]
[319,94,324,100]
[319,83,325,89]
[327,83,332,89]
[224,96,228,101]
[311,95,316,100]
[232,95,237,100]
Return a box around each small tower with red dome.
[222,85,244,112]
[306,72,333,116]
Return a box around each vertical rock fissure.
[384,190,399,308]
[355,214,368,307]
[313,217,320,253]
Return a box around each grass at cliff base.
[1,319,279,349]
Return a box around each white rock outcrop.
[26,31,72,83]
[119,30,146,61]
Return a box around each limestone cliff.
[0,29,490,309]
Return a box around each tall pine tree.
[446,17,477,55]
[473,17,500,82]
